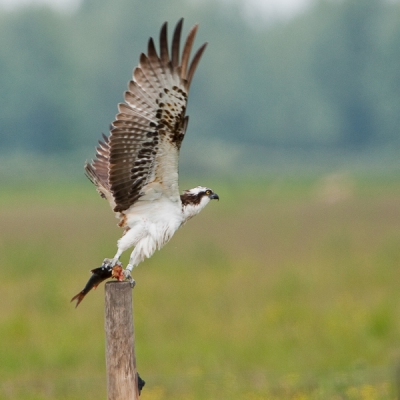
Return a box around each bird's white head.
[180,186,219,223]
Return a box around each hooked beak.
[209,193,219,201]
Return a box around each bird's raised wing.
[86,19,207,213]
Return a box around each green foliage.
[1,0,400,160]
[1,176,400,399]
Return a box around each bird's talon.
[123,270,136,288]
[102,258,122,270]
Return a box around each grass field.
[1,174,400,399]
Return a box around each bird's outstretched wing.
[85,19,207,213]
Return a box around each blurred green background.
[1,0,400,398]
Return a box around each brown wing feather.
[85,19,206,213]
[85,133,110,189]
[171,19,183,70]
[181,24,198,80]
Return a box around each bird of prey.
[83,19,218,287]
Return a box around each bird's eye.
[205,190,211,195]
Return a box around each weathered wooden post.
[105,281,139,400]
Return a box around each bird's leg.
[123,263,136,288]
[101,246,124,269]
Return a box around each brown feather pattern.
[85,19,207,213]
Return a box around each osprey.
[84,19,218,285]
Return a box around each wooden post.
[105,281,139,400]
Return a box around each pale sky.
[0,0,314,19]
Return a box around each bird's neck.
[181,197,210,224]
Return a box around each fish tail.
[70,291,86,308]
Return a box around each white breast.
[116,195,183,267]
